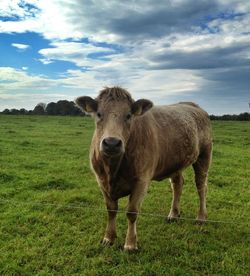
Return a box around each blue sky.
[0,0,249,114]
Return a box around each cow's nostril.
[116,140,122,148]
[103,137,122,149]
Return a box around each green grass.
[0,115,249,275]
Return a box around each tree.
[56,100,73,115]
[2,109,10,114]
[70,103,83,115]
[19,108,28,115]
[238,112,250,121]
[33,103,46,115]
[10,109,20,115]
[46,102,57,115]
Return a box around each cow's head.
[76,87,153,158]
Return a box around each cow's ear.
[132,99,153,116]
[75,96,97,113]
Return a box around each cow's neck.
[102,154,123,184]
[102,153,133,200]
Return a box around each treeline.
[1,100,84,116]
[209,112,250,121]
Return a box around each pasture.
[0,115,249,275]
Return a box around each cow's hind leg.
[168,171,184,222]
[193,145,212,223]
[102,193,118,246]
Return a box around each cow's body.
[76,87,212,250]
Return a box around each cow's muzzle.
[101,137,124,156]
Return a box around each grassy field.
[0,115,249,275]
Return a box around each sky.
[0,0,250,114]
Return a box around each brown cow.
[76,87,212,251]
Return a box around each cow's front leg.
[124,183,148,251]
[102,193,118,246]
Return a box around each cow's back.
[152,102,212,145]
[130,102,212,181]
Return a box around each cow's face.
[76,88,153,158]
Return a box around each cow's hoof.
[196,213,207,225]
[101,237,114,247]
[124,244,138,251]
[195,218,206,225]
[166,214,180,223]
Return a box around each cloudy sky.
[0,0,249,114]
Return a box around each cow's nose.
[102,137,122,152]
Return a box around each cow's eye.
[97,112,102,119]
[126,113,132,121]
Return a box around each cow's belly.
[152,148,199,181]
[152,162,185,181]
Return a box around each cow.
[76,86,212,251]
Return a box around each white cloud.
[11,43,30,50]
[130,70,202,99]
[39,58,53,65]
[0,66,102,96]
[164,33,250,53]
[0,17,40,33]
[0,92,66,100]
[0,67,57,90]
[38,41,114,67]
[0,65,202,104]
[206,13,250,35]
[0,0,31,18]
[60,67,202,103]
[0,0,82,40]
